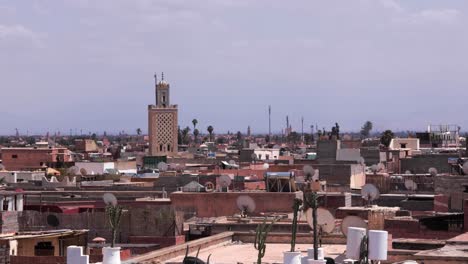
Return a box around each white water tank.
[346,227,366,259]
[368,230,388,260]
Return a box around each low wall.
[171,191,302,217]
[10,256,65,264]
[124,232,234,264]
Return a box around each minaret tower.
[148,72,179,156]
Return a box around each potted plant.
[254,217,277,264]
[284,198,303,264]
[304,192,326,264]
[102,194,124,264]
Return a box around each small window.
[40,162,44,166]
[12,155,18,159]
[400,143,407,148]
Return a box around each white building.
[254,148,280,160]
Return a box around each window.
[160,144,163,152]
[400,143,407,148]
[12,154,18,159]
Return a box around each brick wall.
[170,191,301,218]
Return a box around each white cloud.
[380,0,403,13]
[411,9,460,24]
[0,24,36,40]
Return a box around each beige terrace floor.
[165,243,346,264]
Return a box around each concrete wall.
[75,162,115,175]
[1,148,72,171]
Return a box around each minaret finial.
[154,73,157,84]
[161,72,164,81]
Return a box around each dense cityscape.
[2,1,468,264]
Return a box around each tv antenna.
[236,195,256,218]
[428,167,438,177]
[361,184,380,206]
[157,162,168,172]
[341,215,368,236]
[103,193,118,206]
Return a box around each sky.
[0,0,467,135]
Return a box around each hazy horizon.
[1,0,467,135]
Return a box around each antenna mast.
[268,105,271,138]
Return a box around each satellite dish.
[68,166,80,175]
[377,163,385,171]
[361,184,380,203]
[79,168,87,175]
[0,164,5,170]
[263,163,269,170]
[103,193,118,206]
[341,215,368,236]
[219,175,232,188]
[47,214,60,227]
[428,167,438,176]
[229,160,236,165]
[404,170,412,175]
[204,182,215,192]
[305,207,335,234]
[236,195,256,214]
[251,153,258,161]
[370,164,379,174]
[303,165,316,181]
[404,179,417,191]
[359,157,365,166]
[157,162,168,172]
[463,162,468,175]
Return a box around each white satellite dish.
[305,207,335,234]
[263,163,269,170]
[157,162,168,172]
[404,170,412,175]
[103,193,117,206]
[251,153,258,161]
[428,167,438,176]
[303,165,316,181]
[359,157,365,166]
[79,168,88,176]
[236,195,256,214]
[463,162,468,175]
[370,164,379,174]
[404,179,417,191]
[377,163,385,171]
[219,175,232,188]
[0,164,5,171]
[361,184,380,204]
[341,215,368,236]
[68,166,80,175]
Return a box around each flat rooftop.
[165,243,346,264]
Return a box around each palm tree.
[193,129,200,144]
[192,119,198,131]
[182,126,191,145]
[207,125,214,142]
